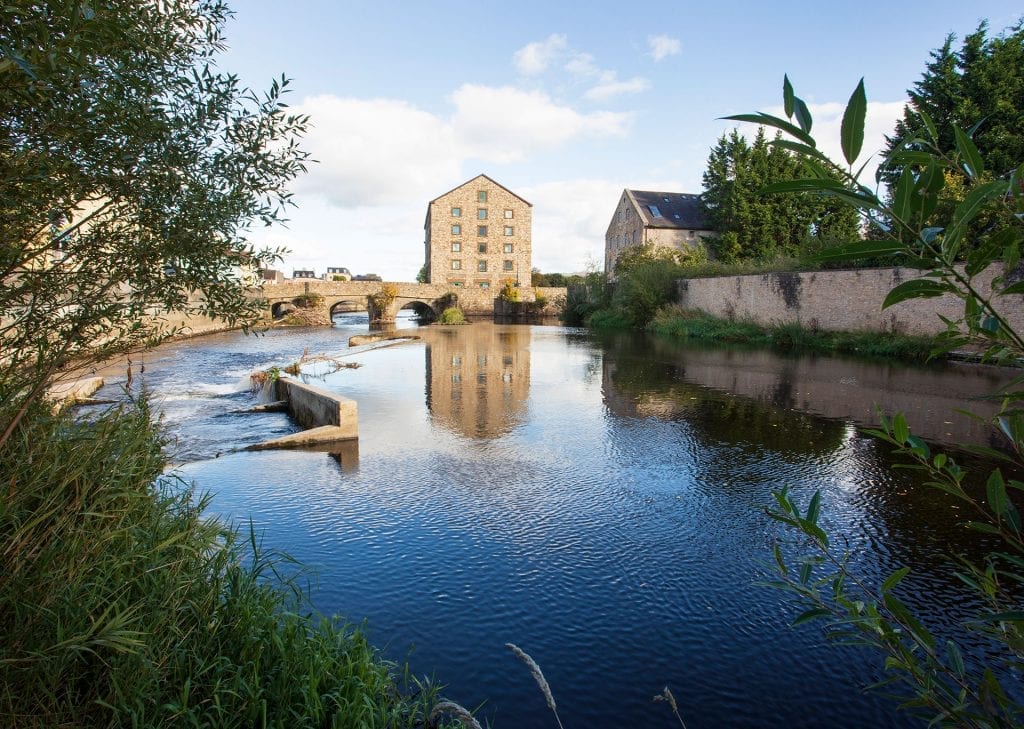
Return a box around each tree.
[727,72,1024,726]
[0,0,309,445]
[701,127,858,263]
[416,264,428,283]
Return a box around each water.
[91,313,1020,728]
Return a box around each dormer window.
[649,205,662,218]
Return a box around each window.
[649,205,662,218]
[452,224,461,235]
[478,242,487,253]
[504,209,513,219]
[452,207,461,217]
[451,241,461,252]
[478,190,487,203]
[503,226,513,236]
[503,260,513,271]
[452,355,461,366]
[451,260,461,270]
[477,260,487,272]
[503,242,513,253]
[478,225,487,236]
[502,355,513,366]
[477,208,487,220]
[479,281,490,289]
[451,280,464,287]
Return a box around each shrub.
[438,307,466,325]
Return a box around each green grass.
[649,306,942,362]
[0,401,442,728]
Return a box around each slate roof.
[628,190,709,230]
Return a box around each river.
[90,314,1020,728]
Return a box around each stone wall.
[676,265,1024,336]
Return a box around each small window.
[503,260,514,271]
[477,260,487,272]
[452,224,461,235]
[502,355,513,366]
[503,242,513,253]
[452,207,461,217]
[478,225,487,236]
[452,355,462,366]
[478,190,487,203]
[503,226,513,236]
[478,355,488,366]
[649,205,662,218]
[477,208,487,220]
[478,242,487,253]
[504,209,513,219]
[451,260,461,270]
[452,241,461,252]
[451,280,464,287]
[479,281,490,289]
[452,373,461,383]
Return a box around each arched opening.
[400,300,436,324]
[271,301,297,319]
[330,299,368,326]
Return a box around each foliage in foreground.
[1,0,309,446]
[0,403,434,728]
[730,65,1024,726]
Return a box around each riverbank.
[0,400,442,727]
[646,305,943,362]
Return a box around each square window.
[504,209,513,219]
[477,225,487,237]
[503,226,513,236]
[503,355,513,366]
[451,280,464,287]
[503,260,513,271]
[452,355,461,366]
[479,281,490,289]
[478,190,487,203]
[478,242,487,253]
[452,207,461,217]
[503,242,513,253]
[452,224,461,235]
[451,260,461,270]
[452,241,461,252]
[477,260,487,272]
[477,208,487,220]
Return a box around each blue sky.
[221,1,1020,279]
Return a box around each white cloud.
[451,84,631,161]
[565,52,598,78]
[583,74,651,102]
[647,35,681,61]
[513,34,568,75]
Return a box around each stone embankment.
[247,378,358,450]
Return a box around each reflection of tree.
[424,325,531,439]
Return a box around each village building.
[424,174,532,290]
[604,189,713,278]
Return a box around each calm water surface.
[94,314,1020,728]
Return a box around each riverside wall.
[676,265,1024,336]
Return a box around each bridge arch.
[399,299,439,323]
[329,298,367,317]
[271,301,297,319]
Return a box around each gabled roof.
[428,173,532,208]
[627,190,709,230]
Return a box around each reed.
[506,643,565,729]
[0,398,437,727]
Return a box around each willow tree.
[0,1,309,444]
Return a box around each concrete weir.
[247,378,358,450]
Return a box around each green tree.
[416,264,428,283]
[0,0,309,445]
[727,72,1024,726]
[701,127,857,263]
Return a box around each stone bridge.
[256,280,564,324]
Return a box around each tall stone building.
[424,174,532,290]
[604,189,713,279]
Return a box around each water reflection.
[424,325,531,439]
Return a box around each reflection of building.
[423,174,532,290]
[604,189,713,278]
[425,325,531,439]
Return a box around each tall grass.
[0,400,439,728]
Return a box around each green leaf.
[806,490,822,525]
[891,166,915,222]
[987,469,1009,516]
[882,279,949,309]
[794,98,813,134]
[980,611,1024,622]
[946,640,966,678]
[881,566,911,594]
[919,110,939,144]
[953,125,985,179]
[892,413,909,444]
[720,113,816,147]
[999,281,1024,295]
[840,79,866,166]
[793,607,831,626]
[943,181,1010,260]
[783,75,795,118]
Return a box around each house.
[604,190,713,278]
[424,174,532,290]
[324,267,351,281]
[261,268,285,284]
[291,269,316,280]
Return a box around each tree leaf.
[793,607,832,626]
[882,279,949,309]
[840,78,866,166]
[953,125,985,179]
[946,640,966,678]
[987,469,1009,516]
[881,566,911,594]
[794,97,813,134]
[720,112,816,147]
[892,413,909,444]
[811,239,904,264]
[783,74,795,118]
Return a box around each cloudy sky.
[221,0,1020,280]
